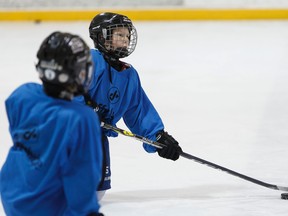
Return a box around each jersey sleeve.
[123,72,164,153]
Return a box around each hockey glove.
[102,127,118,137]
[87,212,104,216]
[156,130,182,161]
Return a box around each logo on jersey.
[12,128,38,143]
[107,87,120,104]
[12,128,42,168]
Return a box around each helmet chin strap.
[114,47,129,58]
[100,46,129,71]
[102,53,124,71]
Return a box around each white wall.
[1,0,288,9]
[0,0,182,9]
[184,0,288,8]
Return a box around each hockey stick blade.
[101,122,288,192]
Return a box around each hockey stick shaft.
[101,122,288,192]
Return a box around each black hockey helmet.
[89,12,137,60]
[36,31,93,97]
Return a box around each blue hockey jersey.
[1,83,103,216]
[80,49,164,152]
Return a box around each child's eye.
[115,33,129,38]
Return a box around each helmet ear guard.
[97,33,105,44]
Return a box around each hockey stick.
[101,122,288,192]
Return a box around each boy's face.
[105,27,130,51]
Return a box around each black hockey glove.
[156,130,182,161]
[87,212,104,216]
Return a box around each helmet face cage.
[36,32,93,94]
[102,23,137,59]
[89,13,138,59]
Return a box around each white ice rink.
[1,20,288,216]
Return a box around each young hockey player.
[81,12,183,196]
[0,32,104,216]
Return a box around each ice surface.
[1,20,288,215]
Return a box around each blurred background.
[1,0,288,21]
